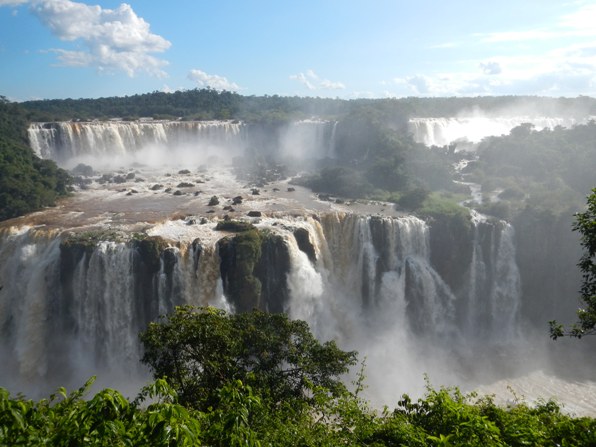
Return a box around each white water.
[1,118,594,414]
[27,119,338,169]
[0,211,525,403]
[409,116,592,147]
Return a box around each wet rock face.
[255,234,291,313]
[218,228,291,313]
[513,209,582,328]
[134,236,169,274]
[293,227,316,264]
[218,230,263,312]
[428,213,474,293]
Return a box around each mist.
[3,97,595,415]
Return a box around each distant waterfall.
[409,116,587,147]
[28,120,247,163]
[27,119,339,167]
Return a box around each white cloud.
[27,0,170,77]
[479,61,502,75]
[289,72,316,90]
[320,79,346,90]
[560,3,596,34]
[187,69,240,91]
[402,3,596,97]
[479,3,596,44]
[290,69,345,91]
[406,75,431,95]
[0,0,28,6]
[392,43,596,97]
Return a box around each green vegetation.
[294,104,455,205]
[416,192,471,223]
[470,121,596,218]
[140,306,357,411]
[0,97,71,221]
[61,229,126,249]
[0,377,202,446]
[133,235,170,274]
[550,188,596,339]
[215,219,256,232]
[2,306,596,446]
[21,90,596,123]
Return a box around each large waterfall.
[2,118,595,413]
[0,210,523,403]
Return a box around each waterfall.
[27,119,340,168]
[277,119,339,160]
[0,227,227,395]
[0,211,523,401]
[409,116,589,147]
[28,120,247,165]
[461,212,521,342]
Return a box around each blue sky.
[1,0,595,101]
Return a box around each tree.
[550,188,596,338]
[139,306,357,411]
[0,99,71,221]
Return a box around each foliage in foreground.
[140,306,357,411]
[2,307,596,446]
[2,374,596,447]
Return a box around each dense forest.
[21,88,596,122]
[465,121,596,219]
[0,97,70,221]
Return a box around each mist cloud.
[14,0,171,77]
[187,69,240,91]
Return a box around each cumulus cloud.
[22,0,170,77]
[290,69,345,91]
[187,69,240,91]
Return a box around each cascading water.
[28,120,247,163]
[27,119,340,169]
[0,210,522,402]
[459,211,521,342]
[3,116,595,413]
[409,116,590,147]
